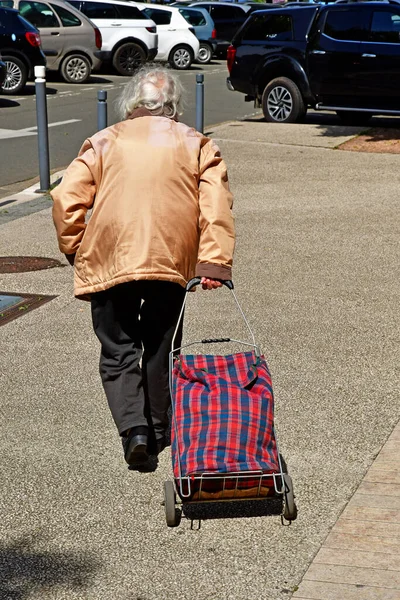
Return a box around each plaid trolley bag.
[163,278,297,528]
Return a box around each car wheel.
[112,43,145,76]
[1,56,27,95]
[262,77,306,124]
[197,43,213,64]
[169,45,193,70]
[60,54,91,84]
[336,111,372,126]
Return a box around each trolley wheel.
[164,481,181,527]
[283,474,297,521]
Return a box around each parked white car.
[65,0,158,75]
[134,4,199,70]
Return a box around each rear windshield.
[179,8,206,26]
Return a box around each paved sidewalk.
[0,117,399,600]
[293,422,400,599]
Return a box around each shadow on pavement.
[0,98,20,108]
[0,535,99,600]
[21,84,58,96]
[244,112,400,138]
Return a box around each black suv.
[227,3,400,124]
[0,6,46,94]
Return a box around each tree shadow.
[0,535,99,600]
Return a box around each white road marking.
[0,119,81,139]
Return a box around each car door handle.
[310,50,326,55]
[50,31,60,35]
[111,22,122,26]
[167,28,176,31]
[362,53,376,58]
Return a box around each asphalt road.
[0,61,260,191]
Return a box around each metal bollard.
[34,65,50,193]
[97,90,108,131]
[195,73,204,134]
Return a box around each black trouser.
[91,281,185,441]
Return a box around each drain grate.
[0,256,64,274]
[0,292,56,326]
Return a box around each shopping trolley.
[163,277,297,528]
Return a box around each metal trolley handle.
[170,277,261,357]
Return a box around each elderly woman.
[52,66,235,468]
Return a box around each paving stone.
[314,546,400,570]
[304,563,400,588]
[293,580,400,599]
[324,531,400,555]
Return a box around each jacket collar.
[127,107,178,121]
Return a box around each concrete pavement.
[0,117,399,600]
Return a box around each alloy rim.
[267,86,293,121]
[119,47,143,73]
[174,48,191,68]
[3,61,22,91]
[198,45,211,63]
[66,57,88,82]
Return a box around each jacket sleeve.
[51,139,98,256]
[195,139,235,280]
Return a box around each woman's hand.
[200,277,223,290]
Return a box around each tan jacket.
[52,111,235,300]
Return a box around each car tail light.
[94,27,102,49]
[227,45,236,73]
[146,26,156,33]
[212,28,217,39]
[25,31,41,47]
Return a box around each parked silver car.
[0,0,102,82]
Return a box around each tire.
[164,481,180,527]
[60,54,91,84]
[112,43,145,76]
[1,56,27,95]
[282,473,298,522]
[197,43,213,65]
[169,45,193,70]
[262,77,306,124]
[336,111,372,126]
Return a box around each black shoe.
[122,429,148,466]
[156,436,168,455]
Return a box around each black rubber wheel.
[113,43,145,76]
[1,56,27,95]
[164,481,180,527]
[262,77,306,123]
[60,54,91,84]
[283,473,297,521]
[169,45,194,70]
[197,43,213,64]
[336,111,372,126]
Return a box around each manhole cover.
[0,256,64,273]
[0,292,56,326]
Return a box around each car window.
[323,9,366,42]
[66,0,80,8]
[81,1,118,19]
[209,5,244,20]
[143,8,171,25]
[19,1,60,27]
[0,1,14,8]
[116,4,145,19]
[370,10,400,43]
[51,3,81,26]
[179,8,206,26]
[242,13,293,41]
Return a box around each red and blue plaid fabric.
[171,351,279,483]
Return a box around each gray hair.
[116,65,184,121]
